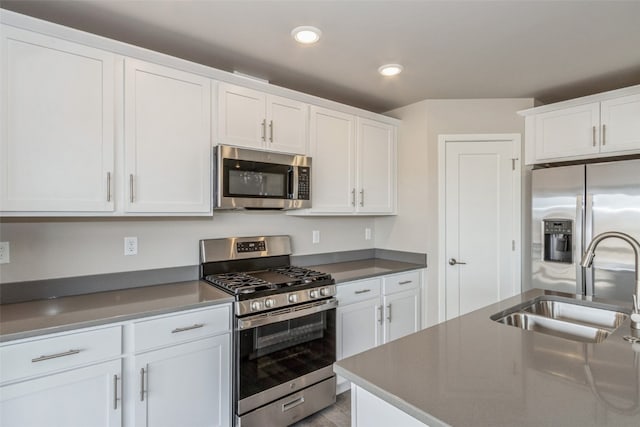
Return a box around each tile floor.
[291,390,351,427]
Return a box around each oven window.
[236,309,336,401]
[224,159,289,198]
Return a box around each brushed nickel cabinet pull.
[602,124,606,146]
[354,289,371,294]
[377,305,383,324]
[261,119,266,141]
[359,189,364,207]
[398,280,413,285]
[269,120,274,142]
[592,126,596,147]
[386,304,392,322]
[129,174,134,203]
[351,189,356,206]
[113,375,119,410]
[140,368,146,401]
[31,349,81,363]
[106,172,111,202]
[171,323,204,334]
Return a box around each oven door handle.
[237,299,338,329]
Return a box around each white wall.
[0,213,375,283]
[375,98,535,326]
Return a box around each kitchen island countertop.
[334,288,640,427]
[0,281,233,342]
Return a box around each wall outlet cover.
[312,230,320,244]
[0,241,10,264]
[124,237,138,256]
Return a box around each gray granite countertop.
[0,281,233,342]
[311,259,425,283]
[334,289,640,427]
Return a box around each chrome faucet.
[581,231,640,330]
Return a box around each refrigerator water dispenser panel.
[543,219,573,264]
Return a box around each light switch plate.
[312,230,320,244]
[0,241,10,264]
[365,228,372,241]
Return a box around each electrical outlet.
[365,228,372,241]
[312,230,320,244]
[124,237,138,256]
[0,242,10,264]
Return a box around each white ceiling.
[3,0,640,113]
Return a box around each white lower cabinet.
[128,305,232,427]
[336,270,423,392]
[352,385,427,427]
[0,325,123,427]
[134,336,230,427]
[0,359,122,427]
[0,304,232,427]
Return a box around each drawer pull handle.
[354,289,371,294]
[171,323,204,334]
[398,280,413,285]
[31,349,81,363]
[282,396,305,412]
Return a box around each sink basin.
[491,296,630,343]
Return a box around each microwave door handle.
[288,167,296,199]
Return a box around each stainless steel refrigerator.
[529,158,640,302]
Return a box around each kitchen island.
[334,289,640,427]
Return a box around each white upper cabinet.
[308,106,357,213]
[600,93,640,153]
[217,83,308,154]
[357,118,396,214]
[124,59,212,214]
[0,26,115,213]
[522,85,640,165]
[533,103,600,161]
[300,107,396,215]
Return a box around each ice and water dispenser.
[543,219,573,263]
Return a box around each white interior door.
[443,135,521,319]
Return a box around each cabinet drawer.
[0,326,121,384]
[337,278,382,306]
[383,270,420,295]
[133,305,230,352]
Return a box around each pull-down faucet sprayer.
[581,231,640,330]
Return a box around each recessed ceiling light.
[291,26,322,44]
[378,64,404,77]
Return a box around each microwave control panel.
[298,167,310,200]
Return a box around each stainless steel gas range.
[200,236,337,427]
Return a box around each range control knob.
[309,289,319,299]
[265,298,276,308]
[320,287,331,297]
[250,301,263,312]
[288,294,298,304]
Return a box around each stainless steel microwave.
[214,145,311,209]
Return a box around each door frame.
[437,133,522,322]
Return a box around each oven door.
[235,299,337,415]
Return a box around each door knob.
[449,258,467,266]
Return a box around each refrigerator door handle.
[584,194,594,296]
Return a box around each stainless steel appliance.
[200,236,336,426]
[529,158,640,301]
[214,145,311,210]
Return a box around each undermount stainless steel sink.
[491,296,630,343]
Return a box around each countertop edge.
[333,364,450,427]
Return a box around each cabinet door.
[135,335,230,427]
[600,94,640,154]
[0,360,121,427]
[124,59,211,214]
[534,103,600,160]
[309,107,356,213]
[266,95,308,154]
[383,288,420,344]
[217,83,266,149]
[0,26,114,212]
[337,298,382,361]
[356,118,396,214]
